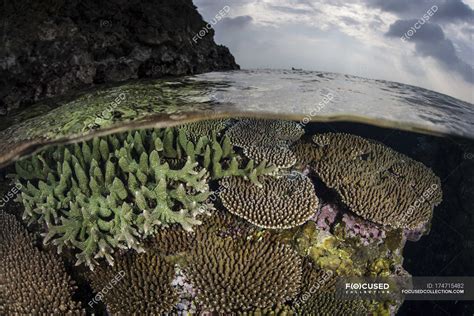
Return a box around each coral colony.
[1,119,443,314]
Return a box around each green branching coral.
[159,127,276,186]
[219,175,319,229]
[88,252,177,315]
[185,233,302,313]
[14,130,212,268]
[0,211,84,315]
[293,133,443,229]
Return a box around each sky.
[194,0,474,103]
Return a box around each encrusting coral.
[184,232,302,313]
[88,252,177,315]
[293,133,443,230]
[219,174,319,229]
[13,129,213,268]
[226,119,304,167]
[0,211,84,315]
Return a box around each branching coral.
[14,130,212,268]
[293,133,443,230]
[185,233,302,313]
[225,119,304,167]
[88,252,178,315]
[219,175,319,229]
[159,127,276,185]
[0,211,84,315]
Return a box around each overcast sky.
[194,0,474,103]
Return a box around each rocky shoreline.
[0,0,239,114]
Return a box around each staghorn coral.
[88,252,178,315]
[160,127,276,186]
[0,211,84,315]
[225,119,304,168]
[219,175,319,229]
[14,129,212,268]
[293,133,443,230]
[185,233,302,313]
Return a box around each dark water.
[305,121,474,316]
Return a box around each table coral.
[219,175,319,229]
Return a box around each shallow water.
[0,70,473,315]
[0,69,473,169]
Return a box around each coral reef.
[171,267,198,315]
[293,133,443,230]
[14,129,212,268]
[293,260,368,316]
[341,213,386,246]
[185,232,302,313]
[88,252,177,315]
[311,203,338,231]
[219,175,319,229]
[243,146,297,169]
[149,225,196,256]
[226,119,304,167]
[0,211,84,315]
[180,119,230,142]
[159,127,276,185]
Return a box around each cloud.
[193,0,473,102]
[367,0,474,24]
[220,15,253,28]
[386,20,474,83]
